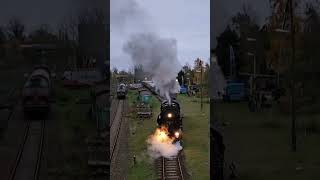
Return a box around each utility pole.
[274,0,296,151]
[200,58,203,111]
[289,0,296,152]
[247,37,257,96]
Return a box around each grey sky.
[111,0,210,71]
[0,0,106,32]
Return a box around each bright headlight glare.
[167,113,172,118]
[174,132,180,138]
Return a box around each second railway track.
[110,98,125,161]
[8,119,45,180]
[110,99,121,127]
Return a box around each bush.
[306,119,319,134]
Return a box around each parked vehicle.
[223,81,245,101]
[180,85,188,94]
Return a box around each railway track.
[142,84,186,180]
[110,98,120,127]
[8,119,45,180]
[110,99,125,161]
[0,88,19,122]
[156,153,184,180]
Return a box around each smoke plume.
[123,32,181,102]
[146,128,182,159]
[111,0,153,34]
[112,0,181,101]
[210,55,226,99]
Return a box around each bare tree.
[78,8,105,25]
[58,13,79,44]
[58,7,105,44]
[0,26,7,43]
[29,24,57,43]
[7,17,25,41]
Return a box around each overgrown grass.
[215,102,320,180]
[179,95,210,180]
[127,90,160,180]
[48,81,95,178]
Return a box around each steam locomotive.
[117,83,127,99]
[22,65,52,115]
[157,99,182,141]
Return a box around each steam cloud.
[123,32,181,102]
[112,0,181,102]
[210,55,226,99]
[111,0,151,32]
[146,128,182,159]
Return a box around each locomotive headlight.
[167,113,173,118]
[174,132,180,138]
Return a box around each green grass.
[179,95,210,180]
[127,90,160,180]
[48,81,95,178]
[215,102,320,179]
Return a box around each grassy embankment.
[216,102,320,180]
[127,90,159,179]
[48,81,95,179]
[180,95,210,180]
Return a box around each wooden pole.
[200,59,203,111]
[289,0,296,152]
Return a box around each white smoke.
[112,0,182,102]
[147,130,183,159]
[210,55,226,100]
[123,33,181,103]
[111,0,153,33]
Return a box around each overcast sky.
[111,0,210,71]
[0,0,106,32]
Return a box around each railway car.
[142,81,157,95]
[117,83,127,99]
[136,89,152,118]
[22,65,52,115]
[157,99,182,141]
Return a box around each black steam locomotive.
[117,83,127,99]
[157,99,182,141]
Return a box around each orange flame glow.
[153,126,173,143]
